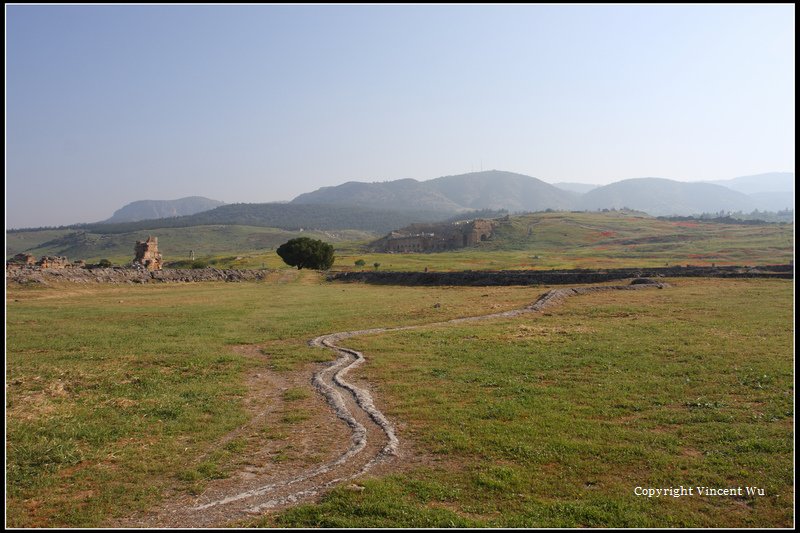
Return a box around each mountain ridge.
[104,196,226,223]
[292,170,577,213]
[702,172,794,194]
[289,170,794,217]
[22,170,795,232]
[578,178,757,216]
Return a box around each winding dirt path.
[120,281,668,527]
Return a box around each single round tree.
[276,237,335,270]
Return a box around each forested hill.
[292,170,576,212]
[72,203,457,234]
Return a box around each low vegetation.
[5,209,794,528]
[64,203,454,234]
[277,237,335,270]
[267,278,794,527]
[6,225,374,266]
[8,212,793,272]
[335,211,793,272]
[6,275,793,527]
[5,275,534,527]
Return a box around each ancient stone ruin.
[133,236,163,271]
[7,253,36,267]
[370,219,497,253]
[36,256,71,269]
[6,253,82,271]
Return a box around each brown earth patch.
[111,341,367,527]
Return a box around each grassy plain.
[8,212,794,271]
[267,278,794,528]
[6,273,793,527]
[336,212,794,271]
[194,212,792,271]
[6,225,374,266]
[5,273,534,527]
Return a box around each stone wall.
[329,264,793,286]
[372,218,497,253]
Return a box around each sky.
[5,4,795,228]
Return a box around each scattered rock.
[6,267,271,285]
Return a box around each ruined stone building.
[371,219,497,253]
[7,253,36,267]
[133,236,162,270]
[36,256,71,269]
[6,253,84,270]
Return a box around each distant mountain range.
[427,171,576,212]
[292,178,465,212]
[294,170,577,213]
[290,170,793,216]
[552,182,599,194]
[576,178,757,216]
[703,172,794,194]
[81,203,457,235]
[104,196,226,223]
[76,171,794,234]
[703,173,794,211]
[292,170,576,213]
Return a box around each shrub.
[276,237,335,270]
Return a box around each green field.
[6,225,375,266]
[8,211,793,271]
[268,278,793,527]
[337,212,794,271]
[5,274,793,527]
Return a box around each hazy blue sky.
[6,4,795,227]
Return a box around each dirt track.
[118,280,669,527]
